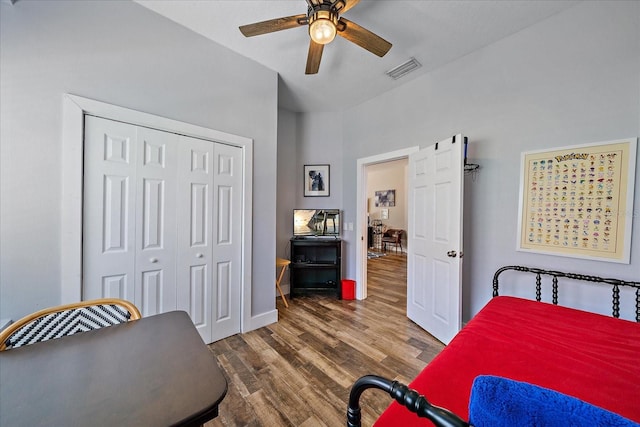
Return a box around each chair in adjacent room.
[0,298,141,351]
[382,229,404,253]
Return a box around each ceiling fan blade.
[239,14,307,37]
[305,40,324,74]
[341,0,361,13]
[337,17,392,57]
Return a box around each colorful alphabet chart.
[518,139,636,263]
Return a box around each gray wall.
[297,111,345,210]
[276,108,298,292]
[0,1,278,322]
[288,1,640,321]
[275,110,346,290]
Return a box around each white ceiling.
[136,0,579,113]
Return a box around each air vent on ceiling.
[385,57,422,80]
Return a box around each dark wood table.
[0,311,227,427]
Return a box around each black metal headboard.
[493,265,640,322]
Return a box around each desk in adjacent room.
[0,311,227,427]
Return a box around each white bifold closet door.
[83,115,242,343]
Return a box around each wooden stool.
[276,258,291,308]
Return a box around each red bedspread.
[374,296,640,426]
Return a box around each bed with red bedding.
[347,266,640,427]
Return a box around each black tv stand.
[290,238,342,299]
[293,235,339,240]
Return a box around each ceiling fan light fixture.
[309,10,337,45]
[239,0,391,75]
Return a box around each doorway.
[356,147,419,300]
[356,137,466,344]
[366,159,408,255]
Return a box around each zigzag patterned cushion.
[5,304,132,349]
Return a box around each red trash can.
[341,279,356,300]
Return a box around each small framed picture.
[375,189,396,207]
[304,164,330,197]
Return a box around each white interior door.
[407,134,465,344]
[210,143,242,342]
[84,117,178,316]
[176,135,214,341]
[83,116,138,303]
[134,126,178,317]
[84,116,243,344]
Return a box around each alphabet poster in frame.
[304,164,330,197]
[517,138,637,263]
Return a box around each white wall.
[0,1,279,323]
[334,1,639,321]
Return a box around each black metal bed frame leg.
[347,375,469,427]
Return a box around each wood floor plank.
[246,389,291,426]
[298,415,329,427]
[206,252,445,426]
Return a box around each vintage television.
[293,209,341,238]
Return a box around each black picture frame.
[304,164,330,197]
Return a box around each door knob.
[150,257,158,263]
[447,251,457,258]
[196,253,204,258]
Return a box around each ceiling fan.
[239,0,392,74]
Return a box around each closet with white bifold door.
[83,115,242,344]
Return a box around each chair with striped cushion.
[0,298,141,351]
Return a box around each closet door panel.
[176,136,214,341]
[188,265,207,326]
[211,144,243,342]
[134,127,178,317]
[83,116,138,302]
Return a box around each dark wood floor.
[206,252,444,426]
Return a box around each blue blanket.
[469,376,640,427]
